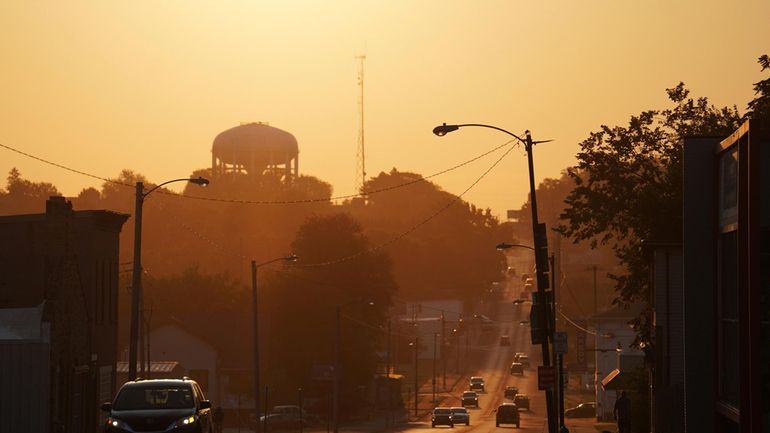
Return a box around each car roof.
[515,394,528,398]
[499,402,517,407]
[462,391,477,394]
[470,376,484,380]
[119,379,195,388]
[449,407,468,410]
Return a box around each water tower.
[211,122,299,180]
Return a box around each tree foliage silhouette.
[558,83,741,347]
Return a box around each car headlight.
[106,418,129,430]
[172,415,198,428]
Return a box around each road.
[402,297,548,433]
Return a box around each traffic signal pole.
[524,131,558,433]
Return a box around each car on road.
[518,320,530,326]
[495,403,520,428]
[474,314,495,327]
[259,405,316,430]
[512,298,527,305]
[461,391,479,408]
[513,394,530,411]
[517,354,530,367]
[101,378,213,433]
[509,362,524,376]
[449,407,470,425]
[564,402,596,418]
[513,352,525,362]
[504,386,519,399]
[499,335,511,346]
[431,407,454,428]
[469,376,486,392]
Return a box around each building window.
[718,230,739,407]
[719,147,738,230]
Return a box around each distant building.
[592,305,644,421]
[0,197,128,433]
[680,120,769,432]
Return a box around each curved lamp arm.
[255,254,299,269]
[142,176,209,198]
[433,123,526,143]
[496,242,535,251]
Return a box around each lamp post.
[435,123,557,433]
[128,176,209,382]
[252,254,299,433]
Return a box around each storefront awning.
[601,368,634,390]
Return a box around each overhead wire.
[0,140,513,205]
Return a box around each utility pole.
[128,182,144,382]
[432,332,438,403]
[441,312,446,389]
[251,261,261,433]
[333,306,341,433]
[413,336,419,417]
[523,131,557,433]
[593,265,598,315]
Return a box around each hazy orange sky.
[1,1,768,218]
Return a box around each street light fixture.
[128,176,209,382]
[252,254,298,433]
[433,122,558,433]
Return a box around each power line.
[0,140,513,205]
[297,144,515,267]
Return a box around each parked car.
[469,376,486,392]
[513,394,530,411]
[449,407,470,426]
[461,391,479,408]
[431,407,454,428]
[499,335,511,346]
[564,402,596,418]
[259,405,315,429]
[495,403,520,428]
[510,362,524,376]
[102,378,213,433]
[504,386,519,399]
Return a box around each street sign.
[538,366,555,390]
[554,331,568,354]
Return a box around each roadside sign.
[538,366,555,390]
[554,332,568,354]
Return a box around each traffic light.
[530,292,547,344]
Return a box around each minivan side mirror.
[199,400,212,410]
[100,402,112,412]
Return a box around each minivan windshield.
[114,386,194,410]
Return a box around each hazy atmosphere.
[1,2,768,433]
[1,1,767,216]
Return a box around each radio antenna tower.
[355,54,367,193]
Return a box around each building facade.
[0,197,128,433]
[682,120,769,432]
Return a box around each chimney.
[46,196,73,218]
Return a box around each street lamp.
[252,254,299,433]
[433,122,558,433]
[128,176,209,382]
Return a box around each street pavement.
[226,292,616,433]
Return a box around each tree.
[262,213,398,409]
[0,168,60,214]
[558,83,741,347]
[746,54,770,123]
[352,168,509,301]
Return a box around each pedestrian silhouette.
[613,391,631,433]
